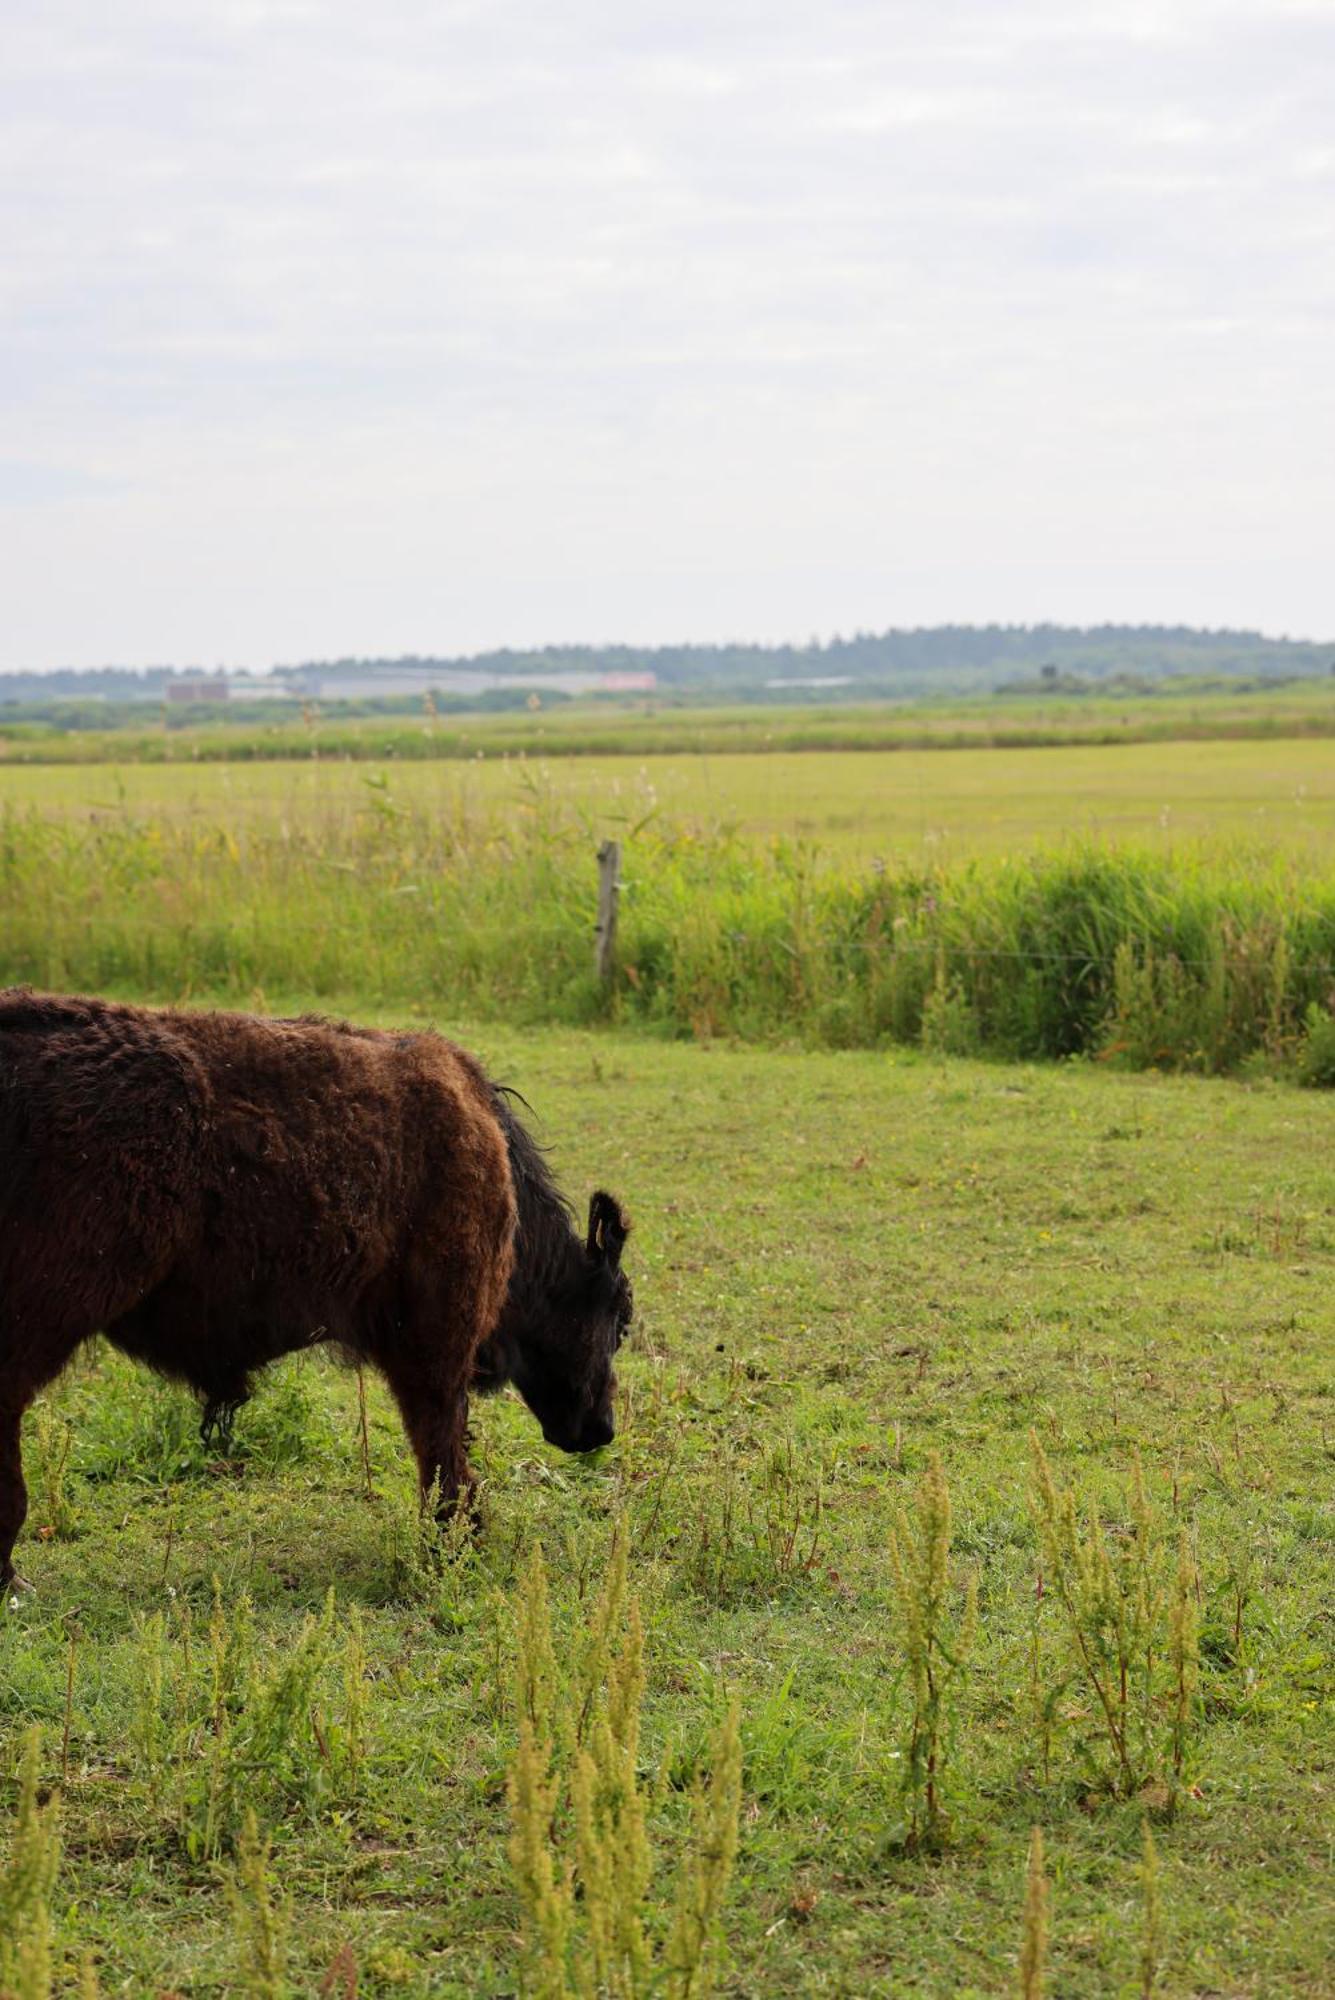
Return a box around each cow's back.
[158,1007,515,1326]
[0,990,207,1346]
[0,992,516,1384]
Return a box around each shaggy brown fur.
[0,990,632,1587]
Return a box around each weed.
[1018,1827,1048,2000]
[663,1701,742,2000]
[337,1605,371,1797]
[30,1406,75,1543]
[1296,1001,1335,1087]
[1029,1439,1200,1799]
[225,1809,290,1999]
[185,1584,337,1858]
[920,954,981,1057]
[1168,1540,1199,1801]
[886,1453,977,1847]
[507,1536,742,1999]
[132,1610,170,1805]
[0,1729,60,2000]
[1139,1821,1161,1998]
[675,1435,822,1604]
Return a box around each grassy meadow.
[6,676,1335,768]
[6,1024,1334,1995]
[4,736,1335,1077]
[0,714,1332,1994]
[3,732,1335,862]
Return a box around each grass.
[2,1015,1331,1994]
[5,678,1335,769]
[3,733,1335,864]
[3,764,1335,1075]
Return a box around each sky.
[2,0,1332,672]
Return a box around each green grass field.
[5,1017,1332,1995]
[6,678,1335,771]
[3,734,1335,863]
[1,723,1332,1994]
[5,738,1335,1078]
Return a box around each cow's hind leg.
[0,1321,86,1590]
[0,1401,29,1593]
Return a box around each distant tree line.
[3,624,1333,716]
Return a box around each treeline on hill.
[4,622,1333,724]
[303,624,1331,693]
[3,796,1334,1082]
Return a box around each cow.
[0,989,632,1587]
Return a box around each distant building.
[228,675,297,701]
[765,675,853,690]
[601,672,657,692]
[166,676,229,704]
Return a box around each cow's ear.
[587,1190,630,1269]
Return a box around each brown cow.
[0,990,632,1588]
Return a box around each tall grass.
[2,791,1334,1074]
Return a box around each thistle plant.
[886,1452,978,1847]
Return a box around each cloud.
[1,0,1332,666]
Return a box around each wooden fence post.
[595,839,621,985]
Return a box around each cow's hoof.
[3,1573,35,1605]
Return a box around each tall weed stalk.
[0,1729,61,2000]
[1029,1437,1200,1800]
[886,1453,977,1847]
[507,1536,742,1999]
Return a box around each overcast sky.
[2,1,1332,671]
